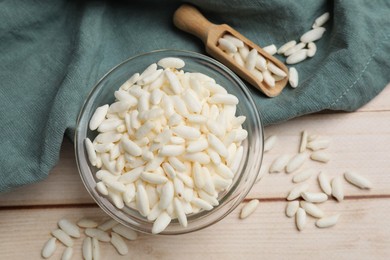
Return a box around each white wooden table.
[1,84,389,259]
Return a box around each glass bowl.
[75,49,263,235]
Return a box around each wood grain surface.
[0,84,389,259]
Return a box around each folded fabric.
[0,0,389,192]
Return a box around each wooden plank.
[0,199,389,259]
[1,111,389,206]
[248,111,390,199]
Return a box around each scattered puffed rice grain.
[313,12,330,28]
[61,247,73,260]
[299,130,308,153]
[77,219,98,228]
[112,224,138,240]
[264,135,277,152]
[300,27,326,43]
[198,190,219,206]
[344,171,372,189]
[114,90,137,106]
[89,104,109,130]
[223,34,244,48]
[289,67,299,88]
[105,180,126,193]
[121,136,142,156]
[152,212,172,234]
[98,118,122,132]
[95,132,122,144]
[167,70,185,95]
[273,74,285,81]
[137,184,151,216]
[230,146,244,174]
[97,219,118,231]
[172,125,201,140]
[286,201,299,218]
[300,201,324,218]
[109,100,132,114]
[118,166,144,184]
[318,171,332,195]
[263,44,277,55]
[301,192,328,203]
[332,176,344,202]
[85,138,97,166]
[138,63,157,83]
[95,170,116,181]
[277,40,297,54]
[311,151,330,163]
[286,49,308,64]
[262,70,275,88]
[138,69,163,86]
[148,204,163,221]
[267,62,287,77]
[240,199,259,219]
[193,162,205,189]
[192,198,213,211]
[123,183,135,205]
[186,138,209,153]
[92,238,100,260]
[58,219,80,238]
[284,42,306,57]
[42,237,56,259]
[178,171,195,190]
[293,169,316,183]
[251,68,264,82]
[287,183,309,201]
[111,232,128,255]
[168,157,186,172]
[316,214,340,228]
[82,237,92,260]
[215,163,234,179]
[208,133,228,158]
[161,162,176,180]
[218,38,238,53]
[238,45,249,60]
[120,73,139,90]
[174,197,188,227]
[296,208,306,231]
[52,229,73,247]
[209,94,239,106]
[213,175,232,190]
[245,49,258,71]
[141,172,168,185]
[108,190,124,209]
[269,154,290,173]
[233,53,245,67]
[307,42,317,57]
[306,139,330,151]
[85,228,111,242]
[255,55,267,71]
[159,181,174,210]
[157,57,185,69]
[286,153,308,173]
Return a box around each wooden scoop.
[173,4,288,97]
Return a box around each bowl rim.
[74,49,264,235]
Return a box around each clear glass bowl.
[75,49,263,235]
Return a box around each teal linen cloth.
[0,0,389,192]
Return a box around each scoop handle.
[173,4,215,44]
